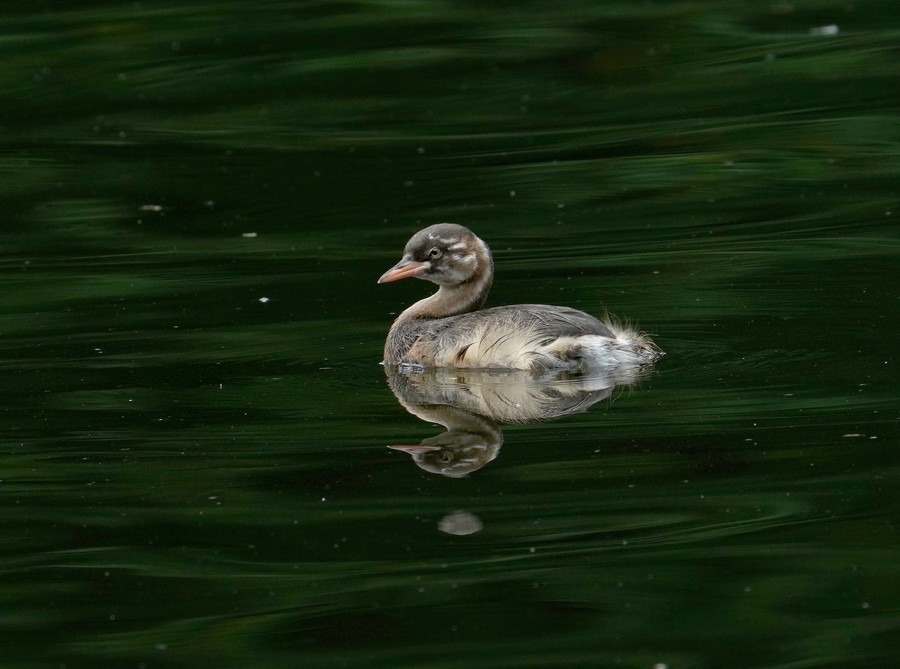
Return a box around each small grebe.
[378,223,662,370]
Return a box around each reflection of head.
[389,410,502,477]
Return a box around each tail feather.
[543,318,663,369]
[604,318,664,363]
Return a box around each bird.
[378,223,663,371]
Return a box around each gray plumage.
[379,224,662,370]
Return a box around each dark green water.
[2,2,898,668]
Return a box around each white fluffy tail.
[545,320,663,369]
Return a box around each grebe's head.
[378,223,491,287]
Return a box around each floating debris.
[809,24,839,36]
[438,510,483,536]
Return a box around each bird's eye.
[428,247,443,259]
[439,451,454,464]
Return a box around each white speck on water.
[258,297,269,303]
[242,232,257,238]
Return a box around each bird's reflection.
[385,364,650,477]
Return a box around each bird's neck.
[398,257,493,322]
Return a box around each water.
[2,2,898,667]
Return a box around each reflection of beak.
[378,258,427,283]
[387,444,442,453]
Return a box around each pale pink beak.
[387,444,442,454]
[378,258,427,283]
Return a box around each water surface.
[1,2,898,668]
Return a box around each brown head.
[378,223,493,289]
